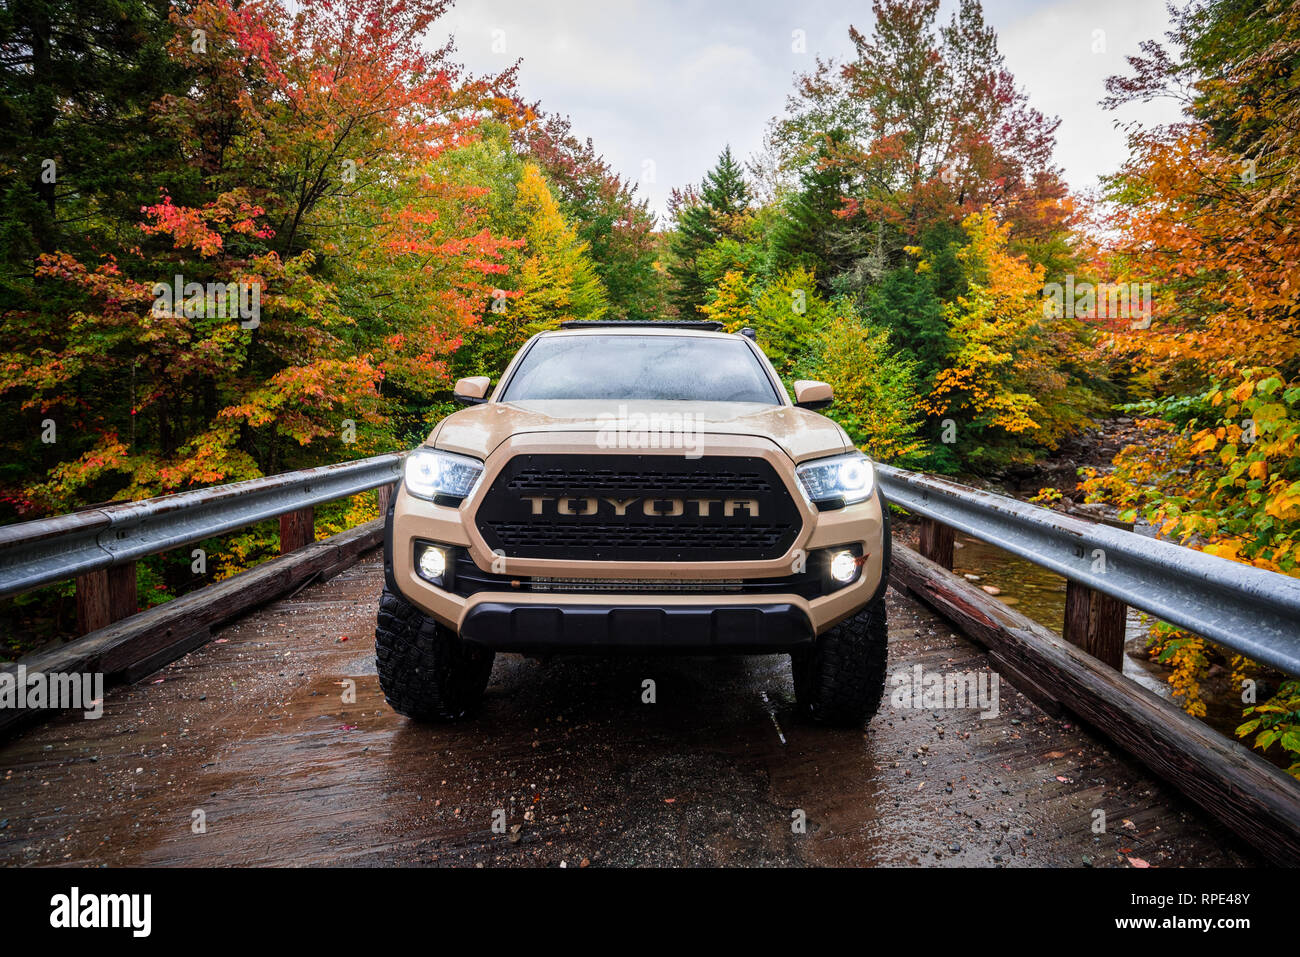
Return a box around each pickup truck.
[376,320,890,726]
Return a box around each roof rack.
[557,320,725,331]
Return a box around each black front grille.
[474,454,802,561]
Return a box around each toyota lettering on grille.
[521,496,760,518]
[475,453,801,561]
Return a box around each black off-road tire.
[791,596,888,727]
[374,586,495,720]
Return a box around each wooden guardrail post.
[1060,508,1132,671]
[918,516,955,570]
[279,506,315,554]
[1063,582,1127,670]
[376,482,395,516]
[75,562,137,636]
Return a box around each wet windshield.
[501,334,781,404]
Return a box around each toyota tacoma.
[375,320,890,726]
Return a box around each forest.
[0,0,1297,772]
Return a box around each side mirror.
[453,376,490,405]
[793,379,833,411]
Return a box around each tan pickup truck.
[376,320,890,726]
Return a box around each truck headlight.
[404,447,484,503]
[417,544,448,583]
[829,549,859,583]
[795,452,875,508]
[415,542,452,587]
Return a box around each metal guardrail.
[876,464,1300,677]
[0,453,404,601]
[3,451,1297,677]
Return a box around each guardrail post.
[279,506,315,554]
[918,516,955,570]
[75,562,137,635]
[1060,508,1131,671]
[376,482,395,516]
[1064,581,1127,670]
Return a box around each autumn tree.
[517,112,661,321]
[1100,0,1300,382]
[803,313,924,462]
[770,0,1070,284]
[1082,0,1300,773]
[668,146,753,315]
[707,267,827,378]
[513,163,608,323]
[0,0,523,511]
[924,209,1089,467]
[454,163,606,378]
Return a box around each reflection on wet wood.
[891,541,1299,866]
[0,552,1254,868]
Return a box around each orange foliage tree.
[1,0,524,512]
[1083,0,1300,772]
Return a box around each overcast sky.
[446,0,1187,220]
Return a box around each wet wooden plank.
[918,517,954,570]
[75,562,137,635]
[0,519,384,737]
[1063,580,1126,670]
[890,541,1300,866]
[0,556,1253,868]
[279,506,316,554]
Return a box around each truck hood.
[428,399,853,464]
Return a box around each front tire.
[792,596,888,727]
[374,586,495,720]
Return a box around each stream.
[949,533,1251,743]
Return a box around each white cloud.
[993,0,1187,193]
[443,0,1190,217]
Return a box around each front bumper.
[460,600,812,653]
[385,433,890,649]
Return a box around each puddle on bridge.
[950,534,1257,747]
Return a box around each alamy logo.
[890,665,1000,718]
[0,665,103,718]
[1042,276,1152,329]
[596,404,704,459]
[152,274,261,329]
[50,887,151,937]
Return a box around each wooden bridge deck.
[0,550,1255,867]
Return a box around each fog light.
[417,544,448,583]
[829,549,858,584]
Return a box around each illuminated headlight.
[417,544,449,584]
[796,452,875,508]
[829,549,859,584]
[404,447,484,503]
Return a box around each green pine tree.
[767,131,862,289]
[668,146,752,316]
[0,0,184,282]
[861,264,952,393]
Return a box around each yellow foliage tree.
[925,209,1084,461]
[698,269,755,329]
[484,164,608,363]
[806,314,924,462]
